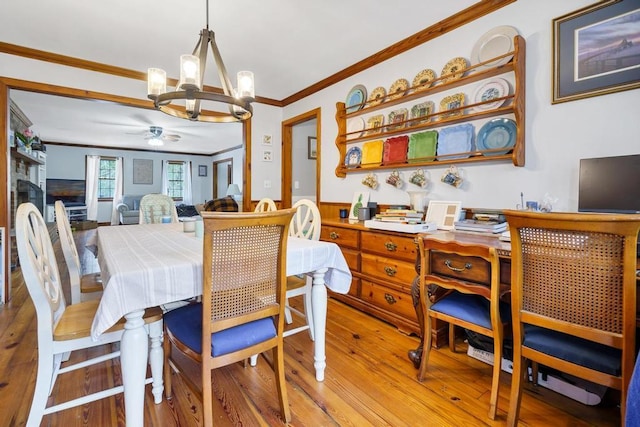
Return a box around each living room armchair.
[116,195,143,225]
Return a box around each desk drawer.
[430,251,490,285]
[361,231,418,262]
[342,248,360,273]
[361,253,416,286]
[361,279,416,321]
[321,226,359,250]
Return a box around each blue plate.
[345,85,367,114]
[437,123,475,160]
[477,118,516,155]
[345,146,362,168]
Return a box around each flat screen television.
[45,179,86,206]
[578,154,640,214]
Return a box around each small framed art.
[308,136,317,159]
[198,165,207,177]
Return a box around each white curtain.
[85,155,100,220]
[110,157,123,225]
[183,161,193,205]
[161,160,170,195]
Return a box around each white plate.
[470,26,519,70]
[346,117,365,140]
[472,77,510,111]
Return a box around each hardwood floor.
[0,228,621,426]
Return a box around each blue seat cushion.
[164,303,277,357]
[430,291,510,330]
[523,324,621,376]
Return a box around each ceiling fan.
[141,126,181,146]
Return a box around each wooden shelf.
[11,148,45,165]
[334,35,526,178]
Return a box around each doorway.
[281,108,321,208]
[212,158,233,199]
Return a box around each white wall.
[45,145,213,222]
[282,0,640,212]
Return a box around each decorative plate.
[412,69,437,91]
[387,108,408,130]
[383,136,409,164]
[410,101,435,125]
[470,26,519,70]
[368,86,387,107]
[346,117,365,140]
[472,77,511,111]
[477,118,516,156]
[437,123,475,160]
[362,140,384,165]
[345,146,362,168]
[366,115,385,135]
[388,78,410,100]
[345,84,367,114]
[439,93,465,118]
[440,57,469,83]
[408,131,438,162]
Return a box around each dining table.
[89,222,352,427]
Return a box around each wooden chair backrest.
[200,209,296,338]
[54,200,83,304]
[289,199,321,241]
[15,203,66,340]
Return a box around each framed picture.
[198,165,207,177]
[262,149,273,162]
[132,159,153,184]
[308,136,317,159]
[425,200,462,230]
[262,134,272,145]
[349,191,370,220]
[553,0,640,104]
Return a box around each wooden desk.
[418,230,640,343]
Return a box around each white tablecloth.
[91,223,352,339]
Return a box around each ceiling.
[2,0,479,154]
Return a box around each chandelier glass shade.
[147,4,254,123]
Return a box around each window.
[166,161,184,200]
[97,157,117,199]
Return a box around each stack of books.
[374,209,424,224]
[454,219,508,233]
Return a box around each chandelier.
[146,0,254,123]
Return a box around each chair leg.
[284,298,293,324]
[163,332,173,399]
[417,315,434,381]
[202,369,214,427]
[507,354,526,427]
[148,320,164,404]
[303,280,315,341]
[488,327,504,420]
[249,354,258,366]
[448,323,456,352]
[27,350,55,427]
[272,345,291,423]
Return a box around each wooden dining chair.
[504,210,640,426]
[139,193,179,224]
[54,200,102,304]
[15,202,163,427]
[417,235,509,420]
[254,197,277,212]
[162,209,296,426]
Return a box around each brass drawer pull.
[384,241,397,251]
[384,266,397,276]
[444,259,472,273]
[384,293,397,304]
[329,231,339,240]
